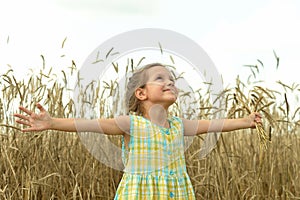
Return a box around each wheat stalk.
[255,122,269,150]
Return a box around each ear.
[135,88,147,101]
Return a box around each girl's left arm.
[183,112,262,136]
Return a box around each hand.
[247,112,262,128]
[14,103,52,132]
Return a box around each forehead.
[146,66,171,77]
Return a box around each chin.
[167,99,177,105]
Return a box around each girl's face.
[142,66,178,106]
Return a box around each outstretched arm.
[183,112,262,136]
[14,103,127,135]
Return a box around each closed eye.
[155,76,163,81]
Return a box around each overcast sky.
[1,0,300,87]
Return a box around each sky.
[0,0,300,89]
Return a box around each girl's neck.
[142,104,170,128]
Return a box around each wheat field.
[0,50,299,200]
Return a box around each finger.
[36,103,46,112]
[14,113,29,121]
[22,127,39,132]
[255,113,262,120]
[254,112,262,118]
[19,106,33,115]
[254,116,262,123]
[15,119,31,126]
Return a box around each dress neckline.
[139,115,173,130]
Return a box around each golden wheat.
[0,48,299,199]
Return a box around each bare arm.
[14,103,128,135]
[51,118,126,135]
[183,112,262,136]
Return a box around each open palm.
[14,103,52,132]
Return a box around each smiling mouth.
[163,89,176,94]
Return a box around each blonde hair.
[125,63,166,115]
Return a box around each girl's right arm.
[14,103,127,135]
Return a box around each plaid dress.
[114,115,195,200]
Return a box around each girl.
[14,63,262,199]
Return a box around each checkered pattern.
[114,115,195,200]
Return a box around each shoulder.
[169,116,184,132]
[171,116,182,122]
[169,116,182,127]
[116,114,147,132]
[114,115,130,134]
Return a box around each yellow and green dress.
[114,115,195,199]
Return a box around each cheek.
[174,87,179,96]
[175,87,179,95]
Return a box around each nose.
[166,79,174,86]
